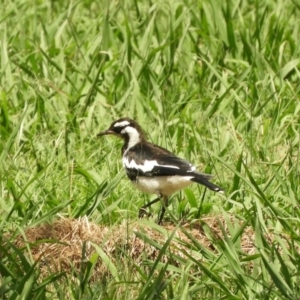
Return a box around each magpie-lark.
[98,118,224,224]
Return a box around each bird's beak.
[97,129,114,137]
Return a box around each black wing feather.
[126,142,195,176]
[125,142,224,192]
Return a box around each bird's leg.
[157,195,169,225]
[139,197,161,219]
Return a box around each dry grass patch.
[5,215,285,279]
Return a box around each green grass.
[1,0,300,298]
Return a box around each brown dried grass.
[6,215,283,280]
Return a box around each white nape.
[121,126,141,150]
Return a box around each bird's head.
[98,118,145,147]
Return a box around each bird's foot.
[138,207,151,219]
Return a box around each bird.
[98,117,224,224]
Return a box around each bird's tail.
[190,173,224,193]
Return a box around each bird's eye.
[113,126,124,134]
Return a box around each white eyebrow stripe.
[114,120,130,127]
[122,157,180,173]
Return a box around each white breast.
[133,175,193,196]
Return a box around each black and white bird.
[98,118,224,224]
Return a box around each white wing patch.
[123,157,180,173]
[187,164,196,172]
[114,120,130,127]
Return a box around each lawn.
[0,0,300,299]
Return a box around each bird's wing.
[124,142,211,178]
[124,142,224,192]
